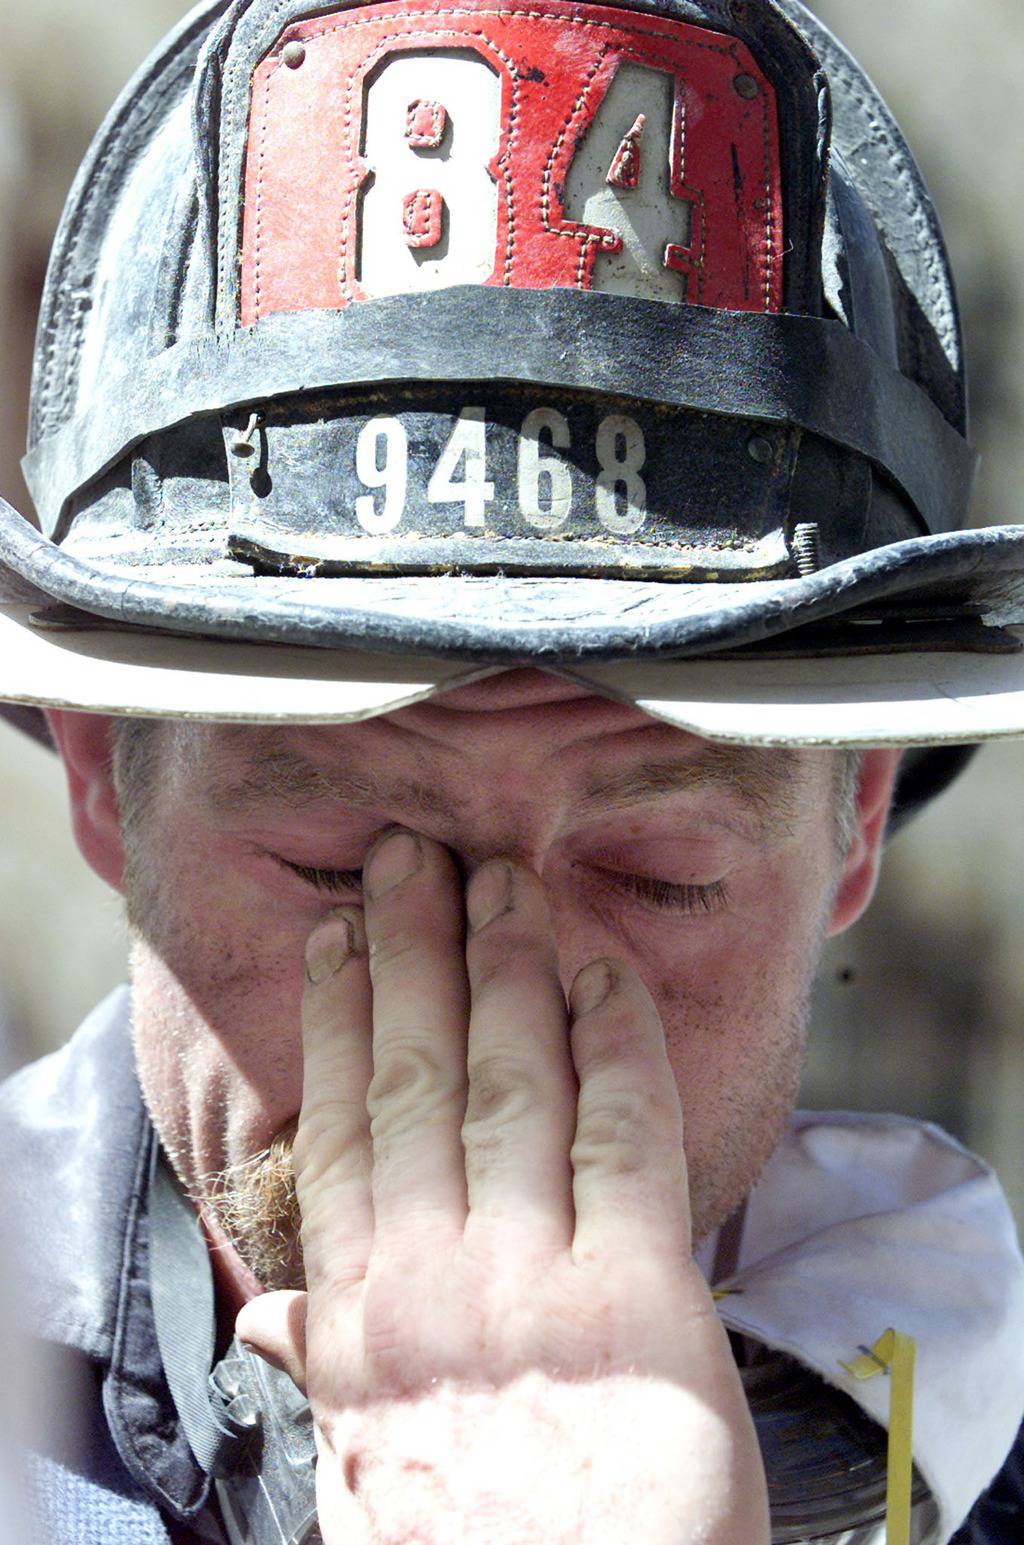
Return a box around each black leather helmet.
[1,0,1020,823]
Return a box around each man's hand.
[237,829,769,1544]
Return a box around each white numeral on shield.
[355,417,408,533]
[359,52,501,297]
[427,406,494,527]
[563,60,693,303]
[595,413,647,533]
[353,407,648,535]
[518,408,573,529]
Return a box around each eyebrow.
[579,745,805,833]
[201,736,460,822]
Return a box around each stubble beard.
[127,925,311,1293]
[121,789,311,1294]
[198,1118,307,1292]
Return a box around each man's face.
[114,672,863,1288]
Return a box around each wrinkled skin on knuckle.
[463,1054,541,1139]
[301,1232,370,1302]
[359,1271,491,1391]
[571,1087,665,1177]
[293,1103,367,1179]
[367,1043,460,1133]
[360,1306,416,1391]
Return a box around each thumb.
[236,1289,309,1393]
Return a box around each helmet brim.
[2,586,1022,749]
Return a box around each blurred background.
[0,0,1021,1226]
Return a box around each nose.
[437,804,557,888]
[456,841,547,885]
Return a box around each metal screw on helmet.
[231,413,262,458]
[747,434,775,465]
[733,73,759,99]
[792,522,822,576]
[282,41,306,69]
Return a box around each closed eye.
[277,857,728,916]
[595,868,730,915]
[275,859,364,896]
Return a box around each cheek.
[655,936,808,1078]
[128,833,318,1172]
[657,854,831,1039]
[550,846,832,1100]
[654,861,830,1163]
[554,846,831,996]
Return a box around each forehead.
[161,671,823,841]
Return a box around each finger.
[568,960,691,1265]
[235,1290,309,1394]
[294,906,374,1292]
[462,860,576,1254]
[363,829,470,1244]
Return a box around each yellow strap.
[840,1328,917,1545]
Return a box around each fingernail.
[365,830,421,897]
[571,961,613,1016]
[305,915,355,985]
[466,861,512,933]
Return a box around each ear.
[45,711,126,894]
[827,749,902,936]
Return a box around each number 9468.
[353,406,647,537]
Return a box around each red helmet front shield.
[240,0,783,323]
